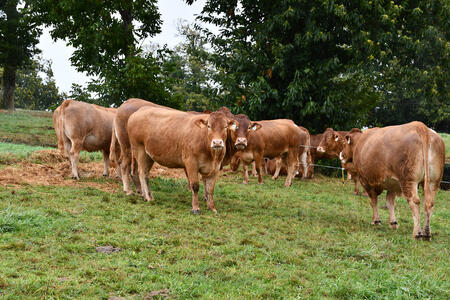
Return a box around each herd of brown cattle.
[53,99,445,240]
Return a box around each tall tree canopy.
[32,0,177,107]
[0,0,42,110]
[188,0,449,132]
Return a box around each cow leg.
[115,163,122,179]
[136,148,154,202]
[423,182,437,240]
[299,149,308,179]
[184,168,191,191]
[242,163,249,184]
[386,190,398,229]
[69,141,83,179]
[131,156,142,194]
[353,175,360,195]
[254,155,264,185]
[102,150,110,177]
[251,161,258,177]
[368,192,381,225]
[203,174,218,213]
[272,157,282,180]
[185,164,200,214]
[402,181,422,239]
[285,150,299,187]
[120,149,133,195]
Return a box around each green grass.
[0,172,448,299]
[0,142,103,165]
[0,109,448,298]
[0,109,57,147]
[439,133,450,162]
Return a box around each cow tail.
[421,125,431,210]
[300,129,310,178]
[59,100,71,157]
[109,120,118,165]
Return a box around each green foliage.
[190,0,449,132]
[32,0,175,107]
[163,22,219,111]
[13,57,65,110]
[0,0,42,109]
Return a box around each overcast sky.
[37,0,207,93]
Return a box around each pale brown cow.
[52,105,64,154]
[57,100,119,179]
[128,107,237,213]
[230,119,310,186]
[112,98,176,194]
[316,128,364,195]
[339,122,445,239]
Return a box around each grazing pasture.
[0,110,448,299]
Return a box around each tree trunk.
[1,65,17,110]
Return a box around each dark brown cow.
[230,119,310,186]
[112,98,176,194]
[57,99,119,179]
[340,122,445,239]
[128,107,237,213]
[316,128,365,195]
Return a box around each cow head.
[317,128,345,157]
[339,128,362,164]
[230,114,262,150]
[195,112,238,151]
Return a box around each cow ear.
[250,122,262,131]
[195,118,208,128]
[228,120,238,131]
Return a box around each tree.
[14,56,64,110]
[163,21,218,111]
[188,0,448,132]
[33,0,177,107]
[0,0,41,110]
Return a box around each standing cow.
[128,107,237,214]
[316,128,364,195]
[56,99,120,179]
[230,119,310,186]
[339,122,445,239]
[112,98,175,194]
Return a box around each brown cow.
[112,98,176,194]
[230,119,310,186]
[339,122,445,239]
[52,105,64,154]
[128,107,237,213]
[316,128,365,195]
[57,100,119,179]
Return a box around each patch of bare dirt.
[0,150,186,192]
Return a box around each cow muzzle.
[235,137,247,150]
[211,139,225,150]
[317,146,325,153]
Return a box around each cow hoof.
[72,176,80,180]
[381,205,388,210]
[115,175,121,179]
[103,173,108,177]
[354,191,359,195]
[389,221,398,229]
[191,209,200,215]
[272,176,277,180]
[422,234,431,241]
[373,220,381,225]
[242,181,248,185]
[414,233,423,240]
[258,182,263,185]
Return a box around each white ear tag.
[231,124,237,130]
[252,125,257,131]
[335,136,339,142]
[347,139,351,144]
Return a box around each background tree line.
[1,0,448,132]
